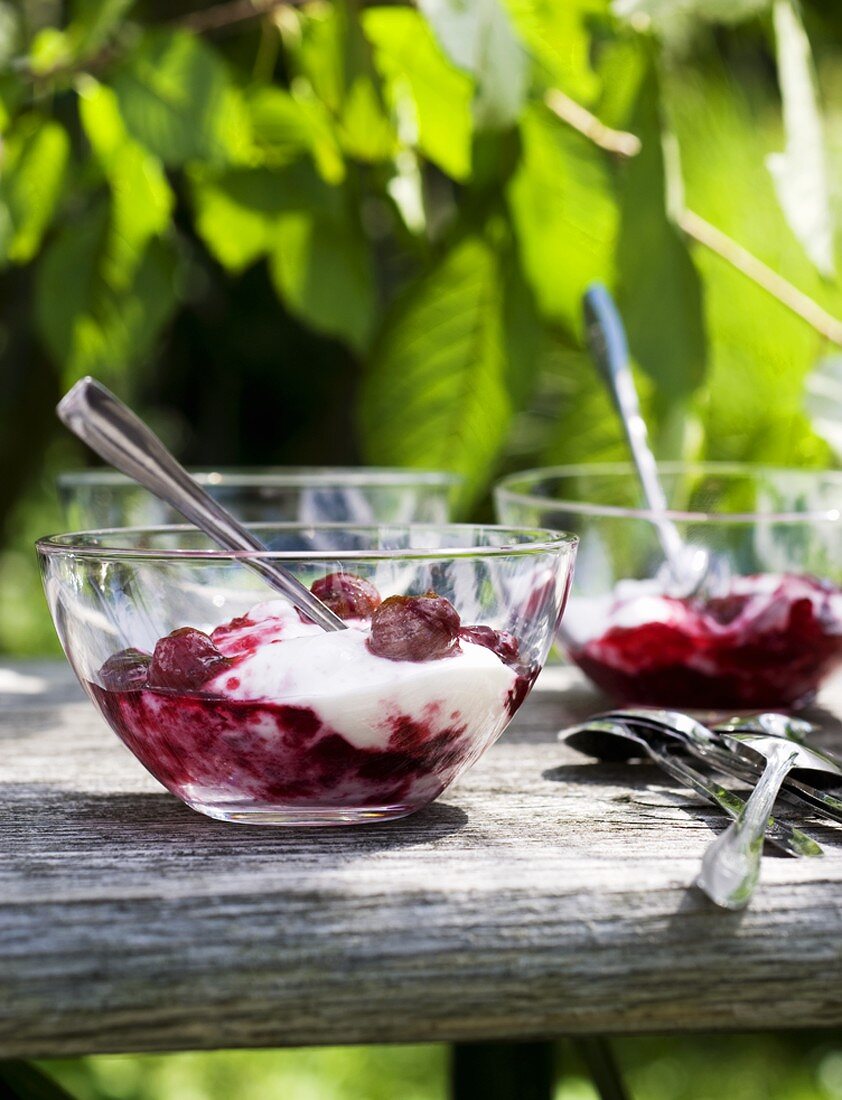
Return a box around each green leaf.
[359,237,515,508]
[246,86,345,183]
[664,64,833,467]
[766,0,835,277]
[537,343,632,466]
[68,0,135,56]
[508,102,618,335]
[338,75,399,162]
[0,1,21,69]
[191,163,333,273]
[0,74,23,134]
[78,78,173,287]
[268,211,376,354]
[500,236,544,407]
[289,5,344,114]
[419,0,527,129]
[35,202,180,382]
[364,7,473,181]
[111,30,248,166]
[248,87,312,163]
[613,0,770,38]
[191,161,374,352]
[289,3,397,163]
[805,355,842,457]
[0,114,70,265]
[505,0,604,103]
[614,65,707,408]
[28,27,73,75]
[593,36,647,131]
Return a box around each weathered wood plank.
[1,661,841,1058]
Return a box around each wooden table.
[2,661,842,1093]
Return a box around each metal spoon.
[696,733,840,909]
[57,377,347,632]
[583,284,717,594]
[602,707,842,824]
[562,718,822,859]
[715,712,816,743]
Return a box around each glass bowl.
[37,523,577,825]
[57,467,463,528]
[495,462,842,712]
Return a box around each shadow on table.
[2,783,470,868]
[541,759,842,876]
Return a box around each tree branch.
[15,0,306,83]
[171,0,306,35]
[547,86,842,346]
[544,89,642,158]
[678,209,842,347]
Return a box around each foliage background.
[3,0,842,655]
[3,0,842,1094]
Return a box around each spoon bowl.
[561,718,821,858]
[720,731,842,789]
[601,707,842,825]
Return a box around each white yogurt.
[207,599,518,750]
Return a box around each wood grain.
[1,661,841,1058]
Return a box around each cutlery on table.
[696,732,840,909]
[599,708,842,825]
[561,719,822,860]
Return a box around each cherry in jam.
[368,593,461,662]
[90,589,528,819]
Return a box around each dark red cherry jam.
[90,591,528,817]
[567,573,842,710]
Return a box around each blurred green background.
[3,0,842,1095]
[32,1033,842,1099]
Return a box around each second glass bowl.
[58,467,463,528]
[496,463,842,711]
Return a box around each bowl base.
[184,798,420,827]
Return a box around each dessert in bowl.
[38,524,576,824]
[495,463,842,711]
[57,467,463,529]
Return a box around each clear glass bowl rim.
[495,461,842,525]
[57,466,464,490]
[36,522,578,561]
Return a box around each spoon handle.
[58,377,346,633]
[644,742,821,860]
[696,745,798,910]
[565,720,822,858]
[583,284,687,580]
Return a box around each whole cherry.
[148,627,233,691]
[367,593,461,662]
[460,624,520,666]
[99,648,151,691]
[310,572,381,620]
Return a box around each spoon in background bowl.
[57,377,347,633]
[583,284,728,597]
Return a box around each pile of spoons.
[561,709,842,909]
